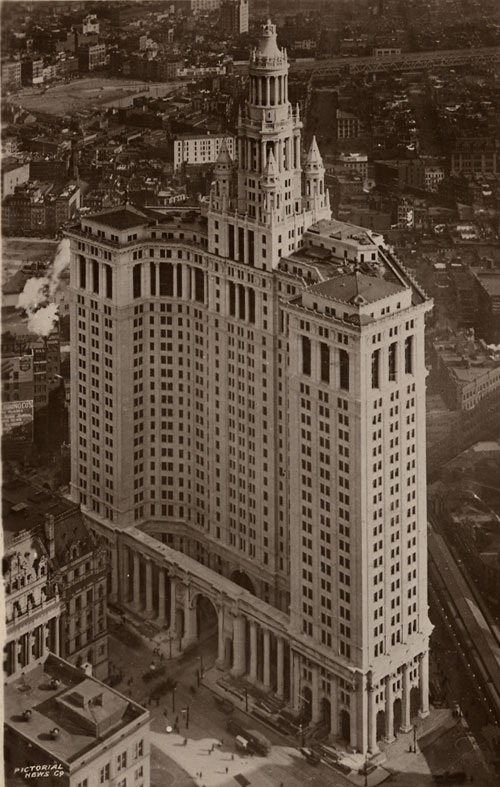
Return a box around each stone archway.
[321,697,331,732]
[229,569,256,596]
[193,594,219,671]
[376,709,386,741]
[340,708,350,744]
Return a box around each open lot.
[14,77,184,116]
[2,237,58,285]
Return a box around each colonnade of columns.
[116,546,430,755]
[249,74,288,107]
[238,136,299,174]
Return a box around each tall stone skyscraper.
[67,21,432,754]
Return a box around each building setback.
[66,21,432,755]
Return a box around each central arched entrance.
[340,708,350,744]
[194,594,218,672]
[229,570,256,596]
[321,697,331,732]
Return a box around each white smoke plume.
[17,238,70,338]
[487,343,500,353]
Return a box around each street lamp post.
[245,689,248,712]
[413,724,417,753]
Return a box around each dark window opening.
[176,263,183,297]
[229,281,236,316]
[371,349,380,389]
[248,288,256,324]
[150,262,156,296]
[238,227,245,263]
[405,336,413,374]
[320,342,330,383]
[159,263,173,297]
[92,260,99,294]
[79,255,86,289]
[238,284,246,320]
[388,342,397,382]
[229,225,235,260]
[302,336,311,376]
[339,349,350,390]
[105,265,112,299]
[194,268,205,303]
[248,230,255,266]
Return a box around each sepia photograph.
[2,1,500,786]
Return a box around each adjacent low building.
[4,654,149,787]
[3,477,110,681]
[174,134,236,170]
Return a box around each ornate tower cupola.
[210,138,234,213]
[304,135,329,217]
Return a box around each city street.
[108,624,497,787]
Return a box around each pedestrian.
[231,754,234,761]
[175,715,179,726]
[163,709,167,717]
[225,767,228,774]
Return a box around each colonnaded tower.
[67,21,432,754]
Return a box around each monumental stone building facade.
[66,21,432,754]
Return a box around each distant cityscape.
[2,3,500,787]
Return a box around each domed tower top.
[250,19,287,70]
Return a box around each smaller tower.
[303,135,328,217]
[261,149,280,223]
[209,138,234,213]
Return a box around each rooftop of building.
[308,270,405,305]
[306,218,383,247]
[2,476,80,545]
[88,205,151,230]
[4,655,147,766]
[473,269,500,298]
[434,331,500,385]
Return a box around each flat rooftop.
[307,218,383,247]
[4,655,147,765]
[89,207,150,230]
[2,477,79,545]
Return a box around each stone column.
[367,676,378,754]
[291,651,301,711]
[133,552,141,609]
[418,651,430,718]
[216,605,225,668]
[257,77,262,105]
[311,665,320,723]
[183,586,197,647]
[111,544,118,604]
[169,575,177,632]
[145,559,153,615]
[249,621,258,683]
[54,616,61,656]
[263,629,271,690]
[384,676,395,742]
[231,614,246,677]
[157,568,165,623]
[39,624,45,660]
[350,682,358,751]
[330,679,339,737]
[276,636,284,698]
[401,664,412,732]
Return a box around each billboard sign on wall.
[2,400,34,444]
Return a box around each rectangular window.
[302,336,311,376]
[176,263,183,297]
[229,224,235,259]
[100,765,110,783]
[339,349,350,391]
[194,268,204,303]
[238,284,246,320]
[248,229,254,266]
[79,256,86,289]
[238,227,245,263]
[133,265,141,299]
[92,260,99,294]
[388,342,397,382]
[159,263,173,296]
[320,342,330,384]
[405,336,413,374]
[150,262,156,296]
[105,265,113,299]
[248,288,256,324]
[372,349,380,389]
[229,281,236,316]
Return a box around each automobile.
[213,696,234,714]
[299,747,320,765]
